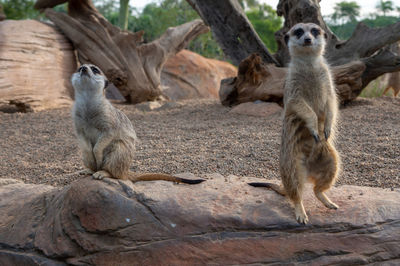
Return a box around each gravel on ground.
[0,97,398,188]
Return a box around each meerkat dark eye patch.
[91,66,100,74]
[293,28,304,38]
[77,66,84,72]
[311,28,321,38]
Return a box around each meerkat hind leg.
[294,200,308,224]
[311,145,339,210]
[283,158,309,224]
[313,170,339,210]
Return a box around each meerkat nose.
[80,66,88,76]
[304,38,312,45]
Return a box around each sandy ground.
[0,97,399,188]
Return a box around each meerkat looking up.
[71,64,204,184]
[249,23,340,224]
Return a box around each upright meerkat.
[71,64,204,184]
[249,23,340,224]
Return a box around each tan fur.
[250,23,341,224]
[71,64,204,185]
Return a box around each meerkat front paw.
[93,170,111,180]
[79,169,95,175]
[324,127,331,140]
[311,131,320,143]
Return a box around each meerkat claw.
[324,128,331,140]
[312,132,320,143]
[296,212,309,225]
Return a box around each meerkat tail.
[248,182,286,196]
[128,172,205,184]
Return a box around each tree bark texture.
[0,4,5,21]
[188,0,400,105]
[186,0,278,66]
[35,0,209,103]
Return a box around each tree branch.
[186,0,279,66]
[328,22,400,65]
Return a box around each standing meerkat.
[71,64,204,184]
[249,23,340,224]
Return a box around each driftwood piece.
[220,54,365,106]
[188,0,400,104]
[35,0,209,103]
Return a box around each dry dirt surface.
[0,97,399,188]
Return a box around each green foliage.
[124,0,227,59]
[0,0,41,19]
[329,15,399,40]
[332,1,361,24]
[125,0,281,59]
[246,4,282,53]
[376,0,394,16]
[360,78,386,98]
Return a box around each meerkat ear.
[104,79,109,90]
[284,34,289,45]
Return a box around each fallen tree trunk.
[220,54,365,106]
[35,0,209,103]
[188,0,400,105]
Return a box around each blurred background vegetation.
[0,0,399,59]
[0,0,399,97]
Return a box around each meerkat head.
[71,64,109,95]
[284,23,327,57]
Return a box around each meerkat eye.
[293,28,304,38]
[91,66,100,74]
[311,28,321,38]
[77,66,84,72]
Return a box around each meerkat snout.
[304,37,312,46]
[79,65,88,75]
[72,64,108,93]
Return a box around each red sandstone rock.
[0,20,77,112]
[0,174,399,265]
[161,49,237,100]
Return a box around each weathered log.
[0,20,76,112]
[220,54,365,106]
[35,0,209,103]
[188,0,400,104]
